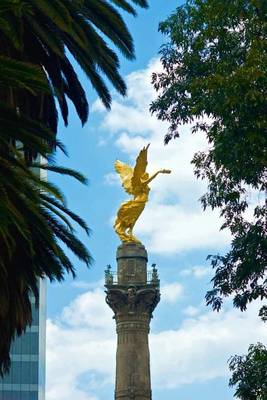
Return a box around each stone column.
[105,243,160,400]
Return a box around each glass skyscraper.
[0,280,46,400]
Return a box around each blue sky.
[45,2,266,400]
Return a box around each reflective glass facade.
[0,280,46,400]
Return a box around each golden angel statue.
[114,144,171,243]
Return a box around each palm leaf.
[82,0,134,59]
[0,56,50,94]
[32,163,88,184]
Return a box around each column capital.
[106,286,160,318]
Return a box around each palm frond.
[0,56,50,94]
[82,0,134,59]
[32,163,88,184]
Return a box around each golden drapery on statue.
[114,144,171,243]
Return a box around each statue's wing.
[105,288,128,312]
[114,160,134,195]
[136,288,156,301]
[136,288,160,312]
[131,144,150,190]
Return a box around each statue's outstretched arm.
[142,169,171,185]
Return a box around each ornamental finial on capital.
[151,263,160,286]
[105,264,113,285]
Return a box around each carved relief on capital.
[105,286,160,316]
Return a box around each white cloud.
[46,287,116,400]
[151,303,267,388]
[134,204,229,254]
[72,280,104,290]
[61,288,113,330]
[100,101,157,134]
[182,305,201,317]
[180,266,212,279]
[93,58,231,255]
[161,282,184,304]
[103,172,120,186]
[46,284,267,399]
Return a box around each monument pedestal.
[105,243,160,400]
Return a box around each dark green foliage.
[0,0,148,159]
[0,132,92,375]
[151,0,267,318]
[229,343,267,399]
